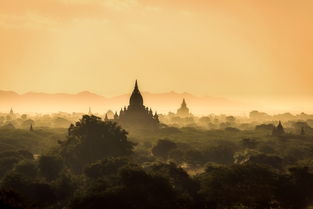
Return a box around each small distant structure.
[176,99,191,118]
[301,127,305,136]
[104,113,109,122]
[154,111,159,122]
[114,112,118,120]
[88,107,92,115]
[272,121,285,136]
[10,108,14,115]
[7,108,16,120]
[30,124,34,132]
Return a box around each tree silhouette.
[38,155,64,181]
[152,139,177,159]
[60,115,135,172]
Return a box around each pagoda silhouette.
[272,121,285,136]
[176,98,191,118]
[114,80,159,130]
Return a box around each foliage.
[0,114,313,208]
[38,155,64,181]
[152,139,177,159]
[59,115,135,172]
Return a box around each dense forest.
[1,112,313,209]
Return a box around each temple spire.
[129,80,143,106]
[177,98,190,117]
[104,114,109,121]
[135,80,138,90]
[114,112,118,120]
[182,98,187,107]
[272,121,285,136]
[117,80,160,129]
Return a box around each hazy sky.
[1,0,313,101]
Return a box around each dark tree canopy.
[71,167,178,209]
[152,139,177,159]
[60,115,135,172]
[3,110,313,209]
[38,155,64,181]
[84,157,135,179]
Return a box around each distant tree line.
[0,115,313,209]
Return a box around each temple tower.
[177,98,190,117]
[116,80,159,130]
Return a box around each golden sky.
[0,0,313,104]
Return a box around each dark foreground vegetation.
[1,115,313,209]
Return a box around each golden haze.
[0,0,313,114]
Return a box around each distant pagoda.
[7,108,16,120]
[272,121,285,136]
[114,80,159,130]
[176,98,191,118]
